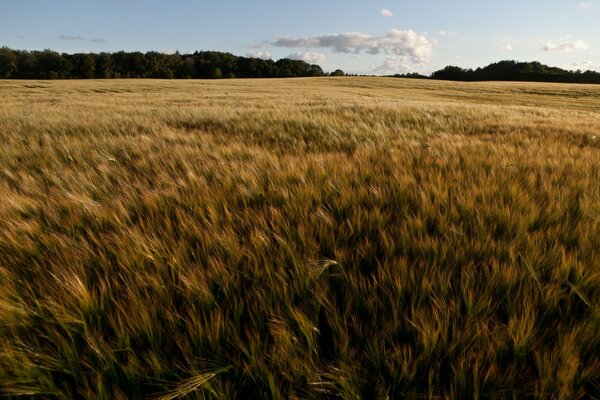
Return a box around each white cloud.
[286,52,326,64]
[248,41,269,49]
[572,60,600,70]
[273,29,435,64]
[246,51,272,60]
[59,35,106,43]
[577,2,594,8]
[438,30,458,36]
[543,40,588,52]
[380,8,394,17]
[59,35,84,41]
[498,43,513,51]
[373,56,411,74]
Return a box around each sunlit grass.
[1,77,600,399]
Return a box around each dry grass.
[1,77,600,399]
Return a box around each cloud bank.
[543,40,588,52]
[246,51,272,60]
[286,52,326,64]
[373,56,411,74]
[59,35,84,41]
[273,29,434,64]
[572,60,600,70]
[438,30,458,36]
[380,9,394,17]
[59,35,105,43]
[248,41,269,49]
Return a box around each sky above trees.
[2,0,598,75]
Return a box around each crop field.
[1,78,600,399]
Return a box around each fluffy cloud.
[59,35,106,43]
[438,30,458,36]
[543,40,588,52]
[273,29,434,63]
[59,35,84,41]
[577,2,594,8]
[572,60,599,70]
[286,52,326,64]
[380,9,394,17]
[246,51,272,60]
[373,56,411,74]
[498,43,513,51]
[248,41,269,49]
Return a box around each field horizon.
[3,46,600,84]
[1,77,600,399]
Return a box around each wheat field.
[1,78,600,399]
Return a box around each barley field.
[1,78,600,399]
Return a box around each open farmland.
[1,78,600,398]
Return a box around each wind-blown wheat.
[1,78,599,399]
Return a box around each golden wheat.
[1,78,600,399]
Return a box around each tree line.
[0,47,332,79]
[429,60,600,84]
[2,48,599,84]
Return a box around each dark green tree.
[144,51,168,77]
[431,66,468,80]
[95,53,114,78]
[69,53,96,78]
[307,64,325,76]
[0,47,18,78]
[211,67,223,79]
[128,52,146,77]
[35,50,71,78]
[15,50,37,78]
[179,56,195,78]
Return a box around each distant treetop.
[2,48,599,84]
[0,47,326,79]
[429,60,600,84]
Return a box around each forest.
[428,60,600,84]
[1,47,600,84]
[0,47,326,79]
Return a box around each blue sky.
[2,0,599,74]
